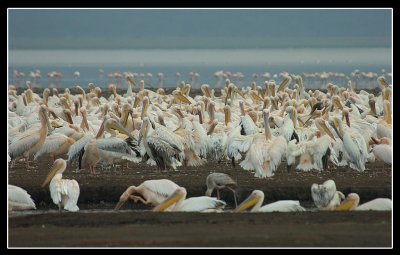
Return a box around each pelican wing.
[154,124,184,151]
[227,134,254,159]
[192,121,208,157]
[147,136,182,157]
[265,136,287,172]
[177,197,227,212]
[309,135,331,169]
[259,200,306,212]
[50,179,80,212]
[8,185,36,209]
[67,134,93,164]
[9,131,40,159]
[142,179,180,198]
[96,137,132,154]
[311,180,337,209]
[240,115,259,135]
[34,134,70,159]
[355,198,392,211]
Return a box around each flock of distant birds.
[8,69,392,213]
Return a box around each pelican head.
[223,105,231,126]
[201,84,212,98]
[377,76,389,89]
[335,193,360,211]
[122,103,131,126]
[153,187,186,212]
[41,159,67,187]
[342,108,350,127]
[328,117,343,141]
[277,76,292,93]
[332,95,343,110]
[114,186,138,211]
[138,118,150,144]
[105,118,136,140]
[315,118,336,141]
[234,190,264,213]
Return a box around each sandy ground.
[8,158,392,247]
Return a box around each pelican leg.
[58,203,62,213]
[227,187,238,207]
[286,164,291,172]
[217,190,220,200]
[25,157,35,169]
[231,157,235,167]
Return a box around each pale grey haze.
[8,9,391,49]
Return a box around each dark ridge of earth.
[9,211,391,247]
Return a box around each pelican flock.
[7,71,392,213]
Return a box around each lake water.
[8,48,391,89]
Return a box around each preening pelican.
[153,187,226,212]
[234,190,306,212]
[311,179,345,211]
[335,193,392,211]
[8,185,36,212]
[114,179,181,211]
[41,158,80,212]
[205,173,238,207]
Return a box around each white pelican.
[114,179,181,211]
[234,190,306,213]
[238,110,287,178]
[153,187,226,212]
[138,118,183,171]
[377,100,392,139]
[34,133,76,161]
[8,185,36,212]
[335,193,392,211]
[286,118,334,172]
[41,158,80,212]
[370,137,392,168]
[330,117,369,171]
[311,180,345,211]
[9,105,49,168]
[67,118,139,174]
[205,173,238,207]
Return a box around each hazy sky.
[8,9,392,49]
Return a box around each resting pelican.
[114,179,181,211]
[239,110,287,178]
[8,185,36,212]
[41,158,80,212]
[34,133,76,161]
[234,190,306,212]
[286,118,334,172]
[138,118,182,171]
[370,137,392,168]
[311,180,345,211]
[9,105,49,168]
[330,117,369,171]
[153,187,227,212]
[67,118,139,174]
[335,193,392,211]
[205,173,238,207]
